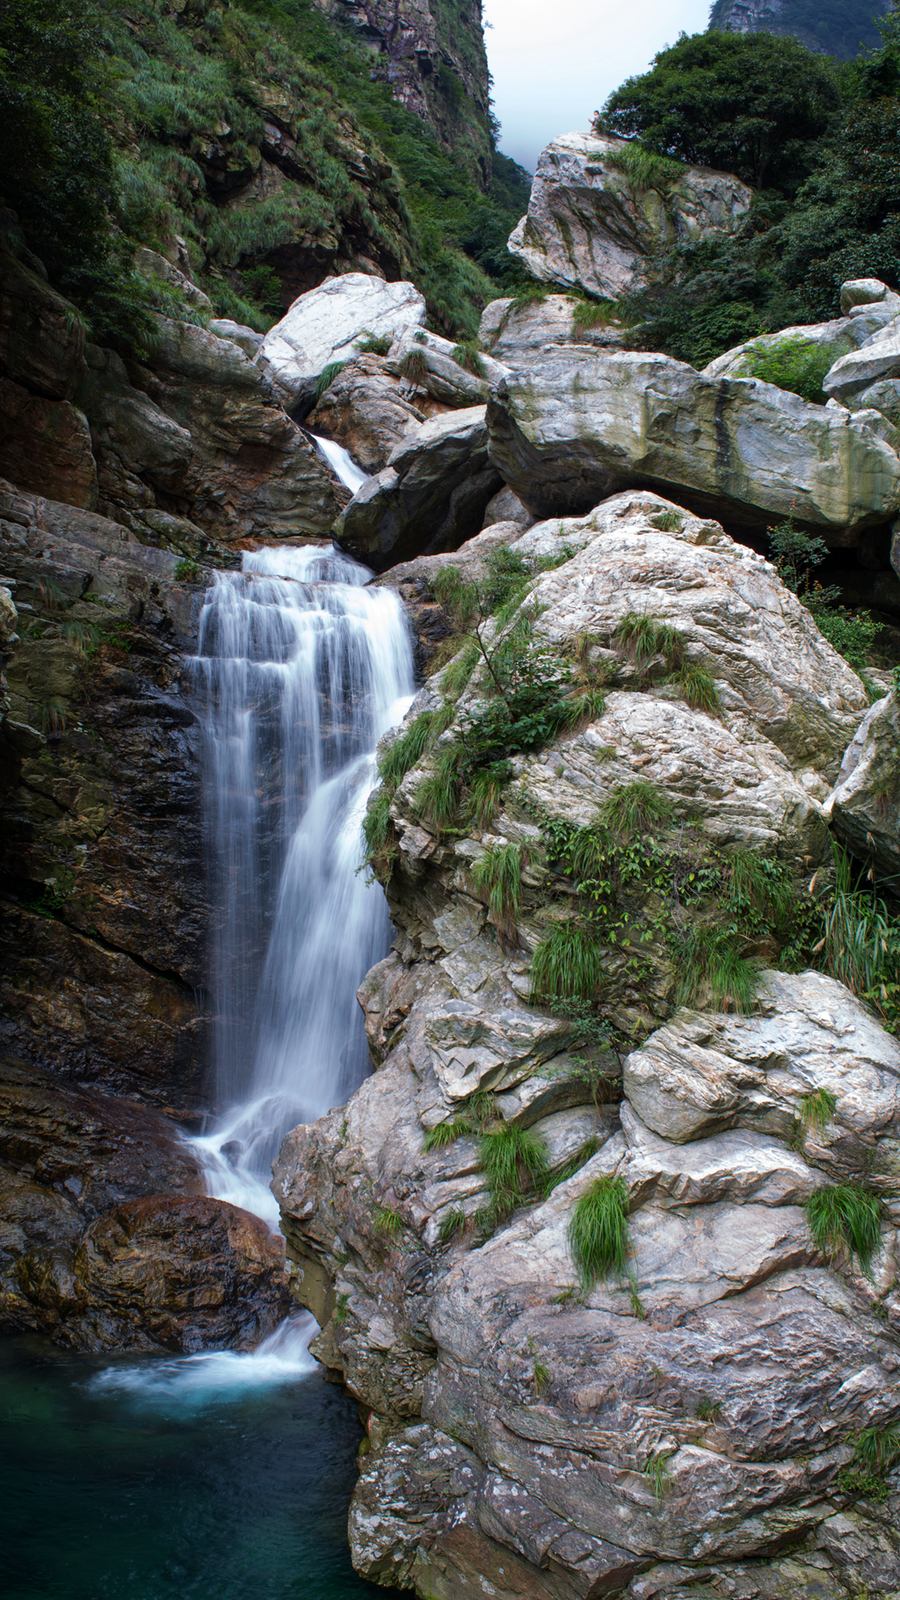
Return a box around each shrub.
[745,336,833,403]
[805,1184,882,1273]
[567,1175,630,1288]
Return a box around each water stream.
[188,540,414,1225]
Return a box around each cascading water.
[189,539,414,1230]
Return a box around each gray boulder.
[508,132,752,300]
[306,353,427,474]
[486,345,900,538]
[479,293,625,363]
[828,690,900,881]
[333,406,502,570]
[385,326,510,408]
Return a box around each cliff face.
[313,0,494,183]
[708,0,889,61]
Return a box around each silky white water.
[189,541,414,1232]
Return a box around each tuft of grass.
[533,1359,550,1394]
[374,1204,404,1238]
[174,557,201,581]
[726,849,795,926]
[362,788,394,879]
[438,1207,466,1244]
[313,360,347,405]
[798,1086,837,1140]
[423,1118,471,1152]
[567,1174,630,1290]
[571,297,616,331]
[853,1422,900,1476]
[805,1184,882,1274]
[606,143,684,193]
[598,780,673,838]
[651,510,683,532]
[560,687,607,726]
[822,845,900,1027]
[478,1122,549,1220]
[468,762,511,832]
[696,1398,723,1422]
[400,347,428,387]
[355,330,392,356]
[441,637,480,698]
[643,1448,675,1500]
[669,661,721,716]
[614,611,685,671]
[473,842,525,936]
[413,745,462,834]
[38,700,68,735]
[378,710,438,789]
[333,1291,350,1326]
[531,922,605,1004]
[672,925,759,1014]
[451,339,486,378]
[62,620,100,654]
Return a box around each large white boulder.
[257,273,425,408]
[486,344,900,539]
[508,132,752,301]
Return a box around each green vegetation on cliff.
[708,0,889,65]
[601,8,900,361]
[0,0,530,345]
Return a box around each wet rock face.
[0,479,208,1111]
[274,490,900,1598]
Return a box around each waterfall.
[189,540,414,1228]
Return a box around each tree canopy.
[599,31,839,193]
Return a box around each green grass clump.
[442,637,480,699]
[378,710,439,789]
[598,780,673,838]
[571,298,616,331]
[478,1122,549,1220]
[853,1422,900,1476]
[355,331,392,356]
[613,611,685,671]
[797,1086,837,1139]
[567,1174,630,1289]
[673,925,759,1013]
[438,1207,466,1244]
[544,1136,602,1194]
[531,923,605,1004]
[400,347,429,387]
[362,787,394,879]
[173,557,200,582]
[651,510,682,532]
[373,1204,404,1238]
[467,762,511,832]
[413,746,462,834]
[605,143,684,193]
[313,360,347,404]
[451,339,486,377]
[473,842,525,934]
[805,1184,882,1274]
[669,661,721,716]
[422,1118,471,1152]
[822,846,900,1028]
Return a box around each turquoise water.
[1,1334,400,1600]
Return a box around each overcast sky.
[485,0,713,172]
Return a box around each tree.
[598,31,839,193]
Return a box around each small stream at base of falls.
[1,1331,395,1600]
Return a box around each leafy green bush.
[567,1175,630,1288]
[744,336,834,403]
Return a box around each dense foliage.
[604,8,900,364]
[0,0,530,345]
[600,31,838,191]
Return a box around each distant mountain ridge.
[709,0,890,60]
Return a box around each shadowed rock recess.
[275,493,900,1598]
